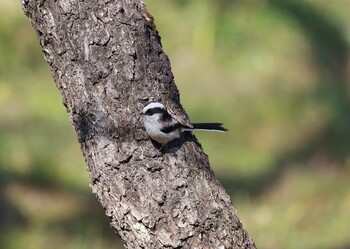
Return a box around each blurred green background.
[1,0,350,248]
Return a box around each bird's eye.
[145,109,154,115]
[145,108,164,116]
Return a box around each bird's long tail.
[190,123,228,132]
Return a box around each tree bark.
[21,0,256,248]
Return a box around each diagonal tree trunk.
[21,0,256,248]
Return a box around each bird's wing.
[161,122,183,133]
[167,104,193,129]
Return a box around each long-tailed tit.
[142,102,227,145]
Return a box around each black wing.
[160,122,183,133]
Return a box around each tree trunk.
[21,0,256,248]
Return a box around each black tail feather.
[191,123,228,132]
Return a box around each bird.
[141,101,227,146]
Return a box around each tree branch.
[21,0,256,248]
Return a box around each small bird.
[142,102,227,145]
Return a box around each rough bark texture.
[21,0,256,248]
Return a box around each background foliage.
[1,0,349,248]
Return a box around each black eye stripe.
[145,107,165,115]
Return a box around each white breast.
[143,114,180,145]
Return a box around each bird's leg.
[150,140,165,157]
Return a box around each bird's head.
[142,102,166,116]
